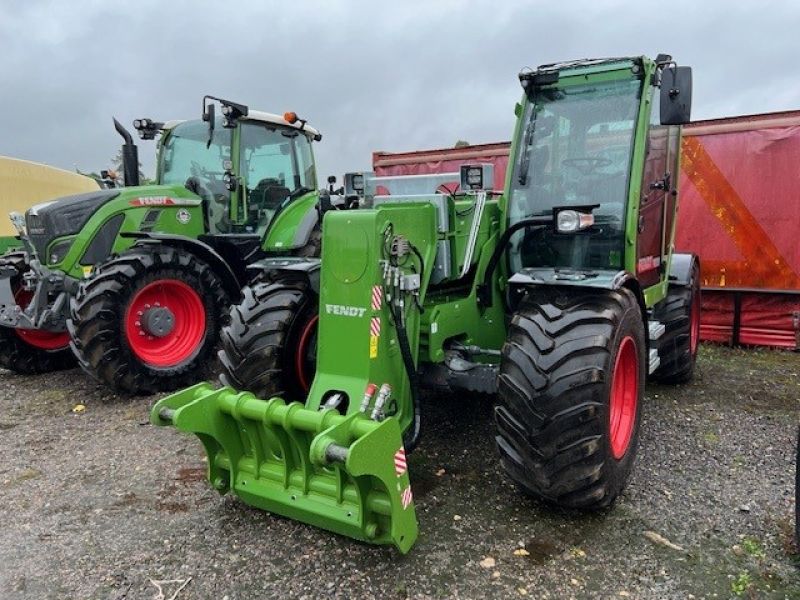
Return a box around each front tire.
[219,279,318,399]
[495,287,646,509]
[0,251,73,374]
[68,245,229,395]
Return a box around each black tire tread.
[68,244,229,395]
[651,261,700,384]
[218,279,315,399]
[496,286,645,510]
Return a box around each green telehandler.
[0,97,329,393]
[152,55,700,553]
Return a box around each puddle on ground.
[523,538,564,564]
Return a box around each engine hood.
[25,189,120,257]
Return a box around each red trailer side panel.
[373,142,511,191]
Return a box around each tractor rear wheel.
[68,245,229,394]
[0,250,74,374]
[496,287,646,509]
[219,278,318,400]
[650,260,701,384]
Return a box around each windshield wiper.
[517,114,538,186]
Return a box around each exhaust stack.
[113,118,140,187]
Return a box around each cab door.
[637,89,680,288]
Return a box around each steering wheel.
[562,157,613,175]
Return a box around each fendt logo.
[325,304,367,318]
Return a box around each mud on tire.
[68,244,229,395]
[495,286,646,509]
[0,250,74,374]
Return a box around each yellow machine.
[0,156,99,251]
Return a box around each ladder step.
[648,321,666,341]
[648,348,661,374]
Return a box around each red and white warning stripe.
[394,447,407,476]
[401,485,413,509]
[371,285,383,310]
[370,317,381,337]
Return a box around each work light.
[344,172,367,197]
[459,164,494,191]
[555,209,595,233]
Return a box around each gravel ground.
[0,344,797,599]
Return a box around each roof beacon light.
[284,111,298,124]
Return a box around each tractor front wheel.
[219,278,318,400]
[0,250,73,374]
[68,245,229,394]
[495,287,646,509]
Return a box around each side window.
[240,124,295,234]
[240,124,293,190]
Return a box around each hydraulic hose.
[390,299,422,452]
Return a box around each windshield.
[159,118,231,200]
[509,76,641,272]
[240,122,316,235]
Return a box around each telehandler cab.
[152,55,700,553]
[0,97,327,393]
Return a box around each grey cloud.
[1,0,798,181]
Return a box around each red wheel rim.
[295,315,318,393]
[689,296,701,355]
[609,335,639,460]
[124,279,206,368]
[13,288,70,351]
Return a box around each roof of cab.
[162,111,321,139]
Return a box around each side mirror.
[660,66,692,125]
[204,103,216,149]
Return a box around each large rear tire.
[218,279,318,399]
[68,245,229,395]
[495,287,646,509]
[650,259,701,384]
[0,251,73,374]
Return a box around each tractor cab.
[151,100,321,242]
[506,56,692,292]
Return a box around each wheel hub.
[139,306,175,338]
[124,279,207,368]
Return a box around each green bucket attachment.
[152,383,418,553]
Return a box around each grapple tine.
[151,383,418,552]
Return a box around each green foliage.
[742,537,766,559]
[731,571,752,596]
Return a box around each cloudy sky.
[1,1,798,181]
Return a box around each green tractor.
[0,96,327,393]
[152,55,699,552]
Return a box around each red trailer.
[372,111,800,349]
